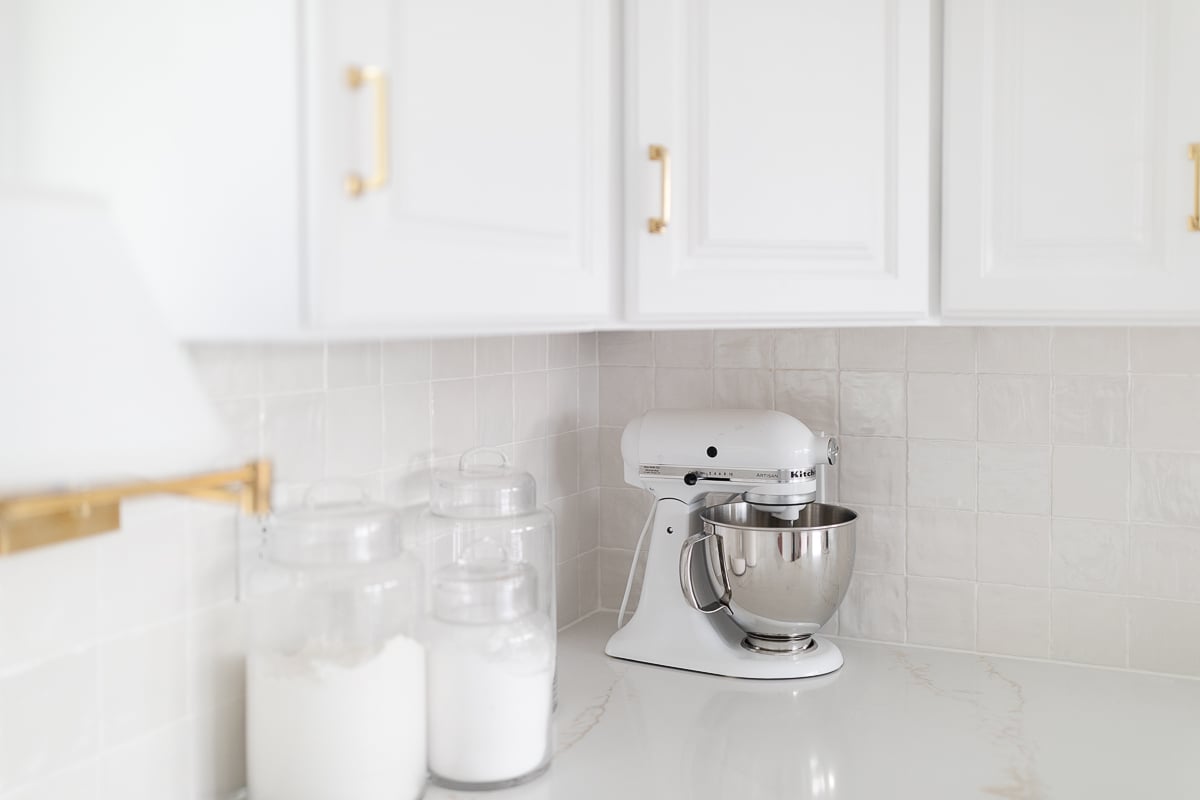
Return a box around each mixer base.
[741,633,817,655]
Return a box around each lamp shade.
[0,190,230,493]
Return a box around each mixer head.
[621,409,838,517]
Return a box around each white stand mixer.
[605,409,851,679]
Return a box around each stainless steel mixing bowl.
[682,501,857,653]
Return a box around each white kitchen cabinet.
[305,0,618,332]
[0,0,303,340]
[942,0,1200,320]
[625,0,935,322]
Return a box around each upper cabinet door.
[943,0,1200,320]
[306,0,617,332]
[626,0,934,322]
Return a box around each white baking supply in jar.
[427,614,554,785]
[247,633,427,800]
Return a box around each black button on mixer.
[684,472,699,485]
[706,446,718,458]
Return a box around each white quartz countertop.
[427,612,1200,800]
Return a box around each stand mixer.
[605,409,856,679]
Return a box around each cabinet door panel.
[628,0,933,321]
[308,0,616,331]
[943,0,1200,318]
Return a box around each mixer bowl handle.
[679,532,732,615]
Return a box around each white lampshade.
[0,190,230,493]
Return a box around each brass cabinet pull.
[1190,144,1200,232]
[648,144,671,234]
[345,65,389,197]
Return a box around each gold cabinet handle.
[648,144,671,234]
[345,65,389,198]
[1189,144,1199,232]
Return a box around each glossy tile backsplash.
[597,328,1200,679]
[0,334,599,800]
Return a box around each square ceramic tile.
[907,508,977,579]
[326,342,380,388]
[598,488,654,549]
[382,339,431,383]
[431,338,475,379]
[476,374,515,447]
[1051,590,1127,667]
[775,371,838,434]
[1130,328,1200,374]
[548,368,580,435]
[838,572,906,642]
[98,503,188,636]
[513,335,549,371]
[546,432,579,501]
[383,383,431,470]
[514,371,549,440]
[578,366,599,428]
[978,328,1051,374]
[548,333,579,369]
[655,368,713,410]
[978,444,1051,515]
[1052,446,1129,521]
[838,436,906,506]
[1050,518,1128,593]
[579,549,600,616]
[847,504,906,574]
[0,539,97,672]
[1052,328,1128,374]
[839,328,905,370]
[1129,598,1200,675]
[654,331,713,368]
[714,330,773,368]
[1131,375,1200,451]
[599,547,645,612]
[261,344,324,394]
[98,720,190,800]
[978,375,1050,444]
[0,649,98,788]
[578,429,600,494]
[713,368,773,409]
[906,578,975,649]
[1053,376,1128,446]
[599,427,625,488]
[475,336,513,376]
[100,623,187,746]
[578,332,598,366]
[976,584,1050,658]
[977,513,1050,587]
[908,440,977,510]
[906,327,976,373]
[262,393,325,483]
[1131,451,1200,526]
[907,373,977,440]
[431,378,476,458]
[598,332,653,366]
[555,557,580,628]
[774,329,838,369]
[840,372,906,436]
[324,386,382,476]
[598,367,653,426]
[1129,524,1200,601]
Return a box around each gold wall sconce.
[0,460,272,556]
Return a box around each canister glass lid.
[267,484,404,566]
[433,556,538,624]
[431,447,537,519]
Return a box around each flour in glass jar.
[247,633,427,800]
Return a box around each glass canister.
[245,490,426,800]
[421,448,556,788]
[427,555,555,788]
